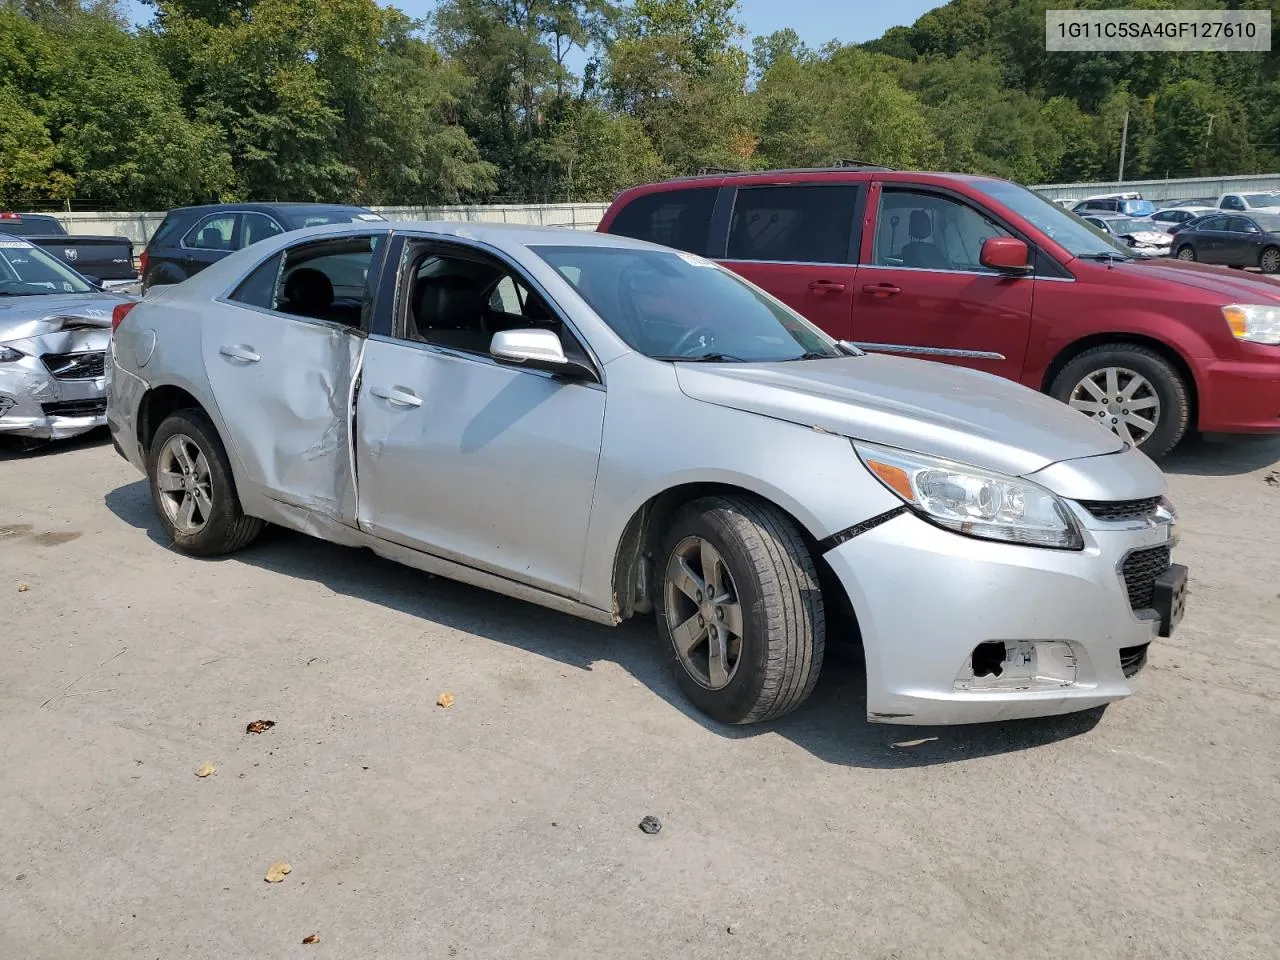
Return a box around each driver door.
[354,239,606,598]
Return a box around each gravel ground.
[1,431,1278,960]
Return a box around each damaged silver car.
[0,236,131,441]
[107,222,1187,726]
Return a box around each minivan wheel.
[1050,345,1190,459]
[147,409,263,556]
[657,495,824,725]
[1175,245,1196,261]
[1260,246,1280,274]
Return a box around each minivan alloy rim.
[156,433,214,534]
[663,536,745,690]
[1068,367,1161,446]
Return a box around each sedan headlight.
[0,346,24,362]
[1223,304,1280,345]
[854,442,1084,550]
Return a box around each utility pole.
[1117,109,1129,183]
[1203,114,1215,176]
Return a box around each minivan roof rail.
[830,158,897,170]
[664,160,899,184]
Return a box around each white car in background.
[1216,192,1280,213]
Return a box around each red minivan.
[598,168,1280,458]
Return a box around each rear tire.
[147,409,263,556]
[1175,245,1196,261]
[1260,246,1280,274]
[1049,344,1190,460]
[657,495,824,725]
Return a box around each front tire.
[1049,345,1191,459]
[1175,245,1196,261]
[1260,246,1280,274]
[147,409,263,556]
[657,495,824,725]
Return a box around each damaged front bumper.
[0,332,109,441]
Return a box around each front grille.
[41,351,105,380]
[40,398,107,418]
[1119,643,1150,678]
[1121,544,1172,610]
[1079,496,1162,522]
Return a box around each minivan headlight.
[1223,304,1280,345]
[854,442,1084,550]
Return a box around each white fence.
[1031,172,1280,202]
[50,202,610,244]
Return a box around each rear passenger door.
[178,212,240,277]
[1193,215,1230,262]
[717,184,863,340]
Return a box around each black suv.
[140,202,384,291]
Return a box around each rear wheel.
[147,409,263,556]
[1175,245,1196,261]
[1260,246,1280,274]
[657,495,824,725]
[1049,345,1190,459]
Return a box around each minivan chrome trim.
[851,342,1007,361]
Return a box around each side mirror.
[490,328,598,382]
[979,236,1032,273]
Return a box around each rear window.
[147,212,185,249]
[606,187,717,255]
[0,214,64,236]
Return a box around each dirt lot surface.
[2,432,1278,959]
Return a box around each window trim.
[720,182,865,266]
[389,235,605,388]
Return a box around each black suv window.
[727,185,860,265]
[607,187,717,255]
[184,214,236,250]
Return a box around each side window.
[1230,217,1259,233]
[240,213,284,248]
[875,189,1010,272]
[184,214,236,250]
[608,187,717,255]
[273,235,379,326]
[1200,215,1225,230]
[488,276,526,315]
[726,185,860,264]
[1222,196,1243,210]
[228,253,283,309]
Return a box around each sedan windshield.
[0,240,94,295]
[532,245,842,362]
[1110,218,1164,234]
[970,179,1133,258]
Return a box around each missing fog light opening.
[955,640,1078,692]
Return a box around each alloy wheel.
[663,536,745,690]
[1262,248,1280,273]
[156,433,215,534]
[1176,247,1195,261]
[1068,367,1161,447]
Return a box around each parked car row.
[0,212,137,288]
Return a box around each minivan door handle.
[218,344,261,363]
[808,279,846,292]
[370,385,423,408]
[862,283,902,298]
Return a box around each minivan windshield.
[0,240,94,294]
[970,180,1134,258]
[532,245,843,362]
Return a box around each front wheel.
[1260,246,1280,274]
[1175,245,1196,261]
[657,495,824,725]
[147,409,263,555]
[1049,345,1191,459]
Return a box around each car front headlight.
[854,441,1084,550]
[0,346,24,363]
[1223,304,1280,345]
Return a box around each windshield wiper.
[654,352,748,363]
[783,350,841,361]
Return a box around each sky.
[122,0,943,51]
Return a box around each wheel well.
[610,482,858,633]
[1040,334,1199,426]
[137,385,205,455]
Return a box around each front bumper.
[0,354,106,440]
[826,508,1178,725]
[1197,356,1280,434]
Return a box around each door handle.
[218,344,260,363]
[808,279,846,292]
[371,385,423,408]
[862,283,902,298]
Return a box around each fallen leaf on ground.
[1265,471,1280,486]
[436,692,455,708]
[302,934,319,945]
[638,815,662,835]
[264,862,291,883]
[194,762,216,778]
[18,584,29,593]
[245,720,276,734]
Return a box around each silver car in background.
[106,222,1187,726]
[0,236,130,441]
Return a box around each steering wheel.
[667,324,718,357]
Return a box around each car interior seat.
[899,210,950,270]
[200,227,226,250]
[411,274,489,352]
[279,267,335,320]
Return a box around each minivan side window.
[874,189,1010,272]
[726,185,860,264]
[608,187,717,255]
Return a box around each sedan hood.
[0,293,120,341]
[674,355,1124,477]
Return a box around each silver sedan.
[106,222,1187,726]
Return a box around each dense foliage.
[1,0,1277,208]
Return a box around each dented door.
[200,303,362,526]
